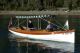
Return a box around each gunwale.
[9,27,75,35]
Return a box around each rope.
[53,17,65,29]
[13,18,27,27]
[18,19,27,26]
[40,18,65,30]
[53,18,68,30]
[14,17,65,30]
[13,19,17,26]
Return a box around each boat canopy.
[9,15,70,30]
[16,15,50,18]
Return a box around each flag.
[63,20,69,30]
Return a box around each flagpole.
[8,17,12,29]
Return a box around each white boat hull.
[9,30,75,43]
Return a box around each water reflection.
[8,32,74,53]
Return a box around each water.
[8,32,74,53]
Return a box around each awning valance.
[16,15,50,18]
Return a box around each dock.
[0,11,80,15]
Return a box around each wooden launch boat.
[9,15,75,43]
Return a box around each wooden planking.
[10,27,75,35]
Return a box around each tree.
[52,0,57,7]
[76,0,80,7]
[68,0,73,11]
[55,0,64,7]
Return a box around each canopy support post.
[18,18,19,28]
[40,19,41,29]
[38,18,39,30]
[27,18,28,29]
